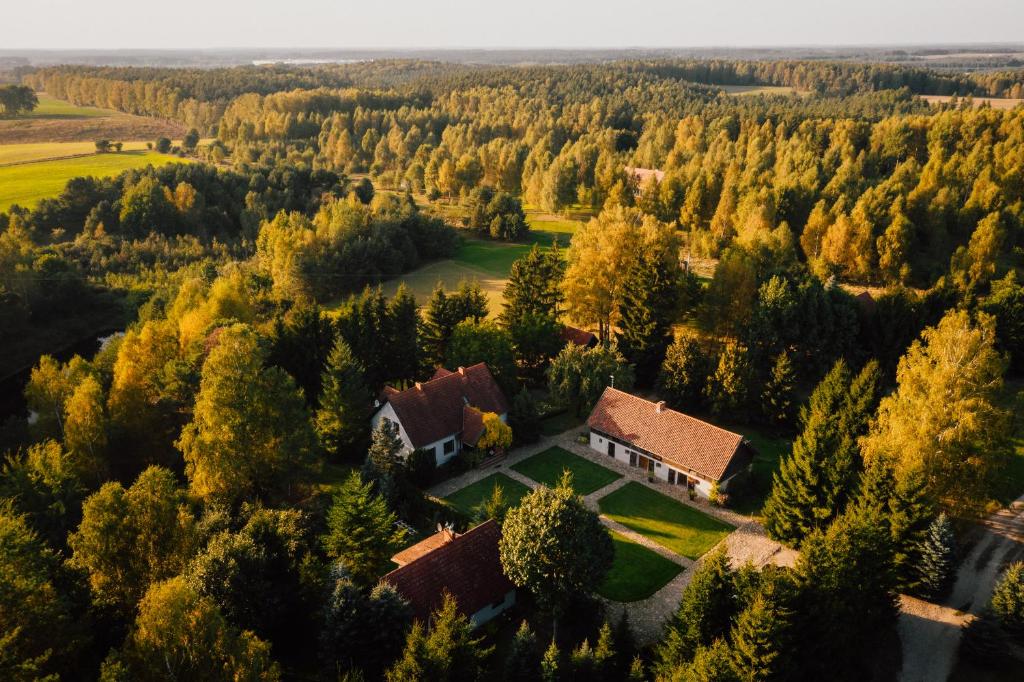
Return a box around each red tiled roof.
[383,363,508,449]
[560,325,598,347]
[461,406,485,447]
[383,520,513,623]
[392,529,455,567]
[586,388,752,482]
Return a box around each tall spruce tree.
[504,621,541,682]
[385,284,419,385]
[655,548,736,674]
[617,252,680,386]
[315,338,372,462]
[760,352,796,427]
[729,591,792,682]
[658,331,711,411]
[916,513,957,600]
[322,473,405,587]
[762,360,881,546]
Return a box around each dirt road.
[898,496,1024,682]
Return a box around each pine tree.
[385,284,419,385]
[362,420,405,503]
[916,513,957,600]
[889,468,935,592]
[592,621,616,681]
[570,639,596,679]
[504,621,541,682]
[541,641,561,682]
[315,338,372,462]
[705,341,750,416]
[322,473,405,587]
[655,548,736,674]
[991,562,1024,635]
[760,352,796,428]
[730,593,791,682]
[683,640,740,682]
[658,331,710,411]
[420,284,453,370]
[501,243,565,325]
[762,360,880,546]
[617,253,679,386]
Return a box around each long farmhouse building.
[586,387,755,497]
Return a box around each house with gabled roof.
[382,519,515,628]
[371,363,509,467]
[586,387,755,497]
[560,324,599,348]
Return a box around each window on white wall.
[443,439,455,454]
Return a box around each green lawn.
[598,482,734,559]
[0,151,185,211]
[443,473,532,517]
[29,95,118,119]
[598,531,683,602]
[512,446,621,496]
[453,239,534,277]
[0,141,151,165]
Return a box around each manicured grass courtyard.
[598,531,683,602]
[443,473,532,517]
[598,482,734,559]
[512,446,621,496]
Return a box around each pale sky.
[2,0,1023,50]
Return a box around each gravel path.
[898,495,1024,682]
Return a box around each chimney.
[656,400,666,413]
[458,366,466,375]
[415,382,422,390]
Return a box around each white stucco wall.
[370,403,462,467]
[469,589,516,628]
[589,430,714,497]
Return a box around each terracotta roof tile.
[384,363,508,449]
[461,406,485,447]
[586,388,752,482]
[391,529,455,567]
[383,520,513,623]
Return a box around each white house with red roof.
[586,387,755,497]
[371,363,509,467]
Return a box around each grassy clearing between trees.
[26,95,118,119]
[598,482,734,560]
[0,151,185,211]
[376,259,507,316]
[453,239,534,277]
[442,473,532,517]
[719,84,804,96]
[0,141,153,165]
[598,531,683,602]
[512,446,621,496]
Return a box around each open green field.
[27,95,119,119]
[377,259,507,316]
[0,151,187,211]
[0,141,152,166]
[442,473,532,517]
[598,531,683,602]
[512,446,622,496]
[598,482,734,559]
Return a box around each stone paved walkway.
[427,427,794,645]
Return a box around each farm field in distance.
[920,94,1024,110]
[0,93,184,144]
[0,140,153,165]
[0,151,186,211]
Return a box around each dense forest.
[2,57,1024,681]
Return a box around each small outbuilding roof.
[383,519,513,623]
[586,387,754,482]
[560,325,599,348]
